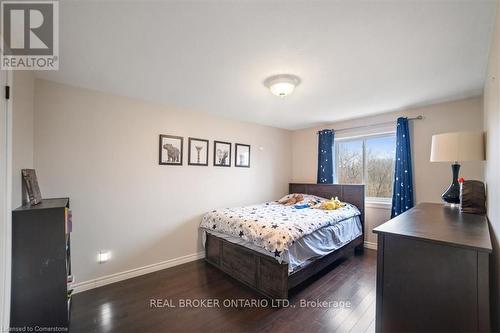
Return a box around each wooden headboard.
[289,183,365,235]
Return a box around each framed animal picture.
[159,134,183,165]
[188,137,209,166]
[214,141,231,167]
[235,143,251,167]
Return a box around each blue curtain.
[391,117,414,218]
[317,129,334,184]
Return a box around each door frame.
[0,68,13,330]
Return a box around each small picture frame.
[159,135,183,165]
[213,141,231,167]
[188,137,209,166]
[235,143,251,168]
[21,169,42,205]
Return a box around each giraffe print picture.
[159,134,183,165]
[188,137,209,166]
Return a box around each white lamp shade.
[430,131,485,162]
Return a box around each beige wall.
[292,97,484,245]
[483,2,500,330]
[12,72,34,208]
[33,79,292,283]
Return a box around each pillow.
[277,193,327,205]
[302,194,329,202]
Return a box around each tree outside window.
[335,134,396,200]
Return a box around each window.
[335,133,396,200]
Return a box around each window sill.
[365,200,392,209]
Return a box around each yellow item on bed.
[313,197,345,210]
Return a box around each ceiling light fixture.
[264,74,301,98]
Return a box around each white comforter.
[200,201,360,261]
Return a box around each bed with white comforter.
[200,195,362,273]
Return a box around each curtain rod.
[317,115,423,134]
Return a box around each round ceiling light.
[264,74,301,98]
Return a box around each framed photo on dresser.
[188,138,209,166]
[159,135,183,165]
[21,169,42,205]
[235,143,250,168]
[214,141,231,167]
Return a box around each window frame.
[334,131,396,203]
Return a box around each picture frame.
[159,134,183,165]
[213,141,231,167]
[188,137,209,166]
[235,143,251,168]
[21,169,42,205]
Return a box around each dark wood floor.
[70,249,377,333]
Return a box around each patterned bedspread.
[200,201,360,262]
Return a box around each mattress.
[203,215,362,274]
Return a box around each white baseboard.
[71,251,205,294]
[72,241,376,294]
[364,241,377,250]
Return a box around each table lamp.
[430,131,485,204]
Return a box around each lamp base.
[441,163,460,204]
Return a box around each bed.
[200,183,365,299]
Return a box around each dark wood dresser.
[11,198,72,330]
[373,203,492,333]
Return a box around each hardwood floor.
[70,249,376,333]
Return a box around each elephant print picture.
[159,135,183,165]
[213,141,231,167]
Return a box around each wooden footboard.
[205,233,363,299]
[205,233,289,299]
[204,183,365,300]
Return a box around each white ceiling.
[37,0,497,130]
